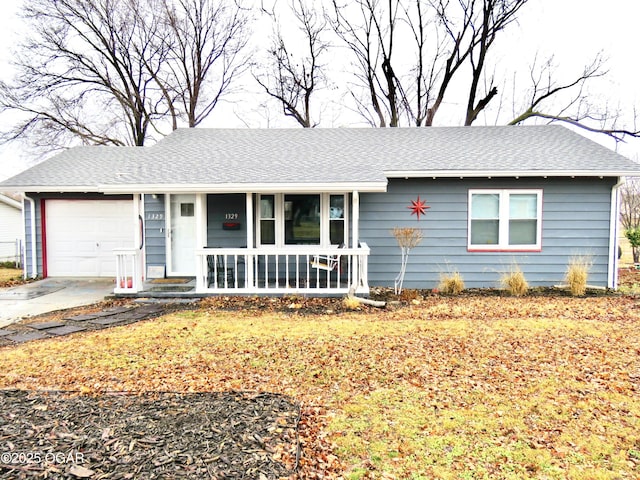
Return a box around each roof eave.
[98,181,389,194]
[384,170,640,178]
[1,186,102,193]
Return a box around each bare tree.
[620,177,640,232]
[254,0,329,128]
[329,0,530,127]
[330,0,404,127]
[0,0,168,147]
[622,177,640,264]
[508,54,640,142]
[161,0,251,128]
[0,0,251,151]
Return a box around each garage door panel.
[46,199,134,277]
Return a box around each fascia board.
[384,170,640,178]
[98,182,389,194]
[0,186,103,193]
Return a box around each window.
[329,195,345,245]
[285,194,320,245]
[259,195,275,245]
[257,193,348,247]
[468,189,542,251]
[180,203,194,217]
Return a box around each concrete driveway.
[0,278,115,328]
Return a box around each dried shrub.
[566,256,592,296]
[439,272,465,295]
[343,295,361,310]
[501,264,528,296]
[391,227,424,295]
[399,288,421,302]
[391,227,424,249]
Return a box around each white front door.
[168,194,196,276]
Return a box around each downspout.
[608,177,624,289]
[23,194,38,279]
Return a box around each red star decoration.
[408,195,430,220]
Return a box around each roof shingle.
[1,125,638,192]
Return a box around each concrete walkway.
[0,278,115,328]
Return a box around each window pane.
[471,194,499,219]
[260,195,274,219]
[285,194,320,244]
[509,219,537,245]
[330,195,344,219]
[260,220,275,244]
[180,203,194,217]
[471,219,499,244]
[330,195,345,244]
[330,221,344,245]
[510,194,537,219]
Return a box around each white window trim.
[468,189,543,251]
[257,193,348,248]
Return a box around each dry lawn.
[0,267,22,285]
[0,296,639,479]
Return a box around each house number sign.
[146,213,164,221]
[225,213,239,220]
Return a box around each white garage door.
[46,199,134,277]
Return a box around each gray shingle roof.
[1,125,638,192]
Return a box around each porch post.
[246,193,254,288]
[352,191,359,247]
[133,194,144,291]
[352,191,360,288]
[195,194,206,291]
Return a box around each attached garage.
[45,199,134,277]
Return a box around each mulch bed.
[0,390,300,479]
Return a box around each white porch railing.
[195,244,370,295]
[114,248,143,294]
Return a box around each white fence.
[0,239,22,267]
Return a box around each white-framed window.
[257,193,348,247]
[468,189,542,251]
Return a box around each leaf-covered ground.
[0,295,639,479]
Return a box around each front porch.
[112,191,371,297]
[114,244,370,296]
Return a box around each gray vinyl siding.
[22,195,42,277]
[144,194,167,272]
[143,194,248,277]
[207,194,247,248]
[359,177,615,289]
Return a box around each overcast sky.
[0,0,638,181]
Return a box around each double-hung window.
[257,193,348,247]
[468,189,542,251]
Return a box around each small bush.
[399,288,421,302]
[343,295,361,310]
[566,256,591,296]
[439,272,465,295]
[501,264,528,296]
